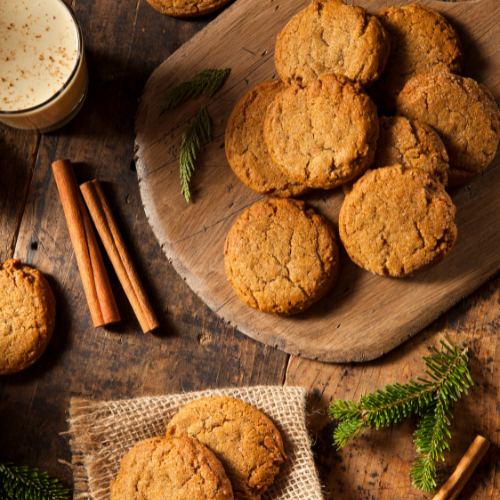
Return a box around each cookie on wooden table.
[146,0,231,17]
[166,396,286,500]
[275,0,390,87]
[339,165,457,278]
[396,72,500,185]
[225,80,309,197]
[369,4,463,112]
[0,259,56,376]
[224,198,340,315]
[264,74,378,190]
[110,436,233,500]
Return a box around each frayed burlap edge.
[66,386,323,500]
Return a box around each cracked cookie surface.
[274,0,390,87]
[224,198,340,315]
[369,4,463,112]
[110,436,233,500]
[166,396,286,500]
[342,116,449,195]
[145,0,231,17]
[225,80,309,197]
[0,259,56,375]
[396,72,500,185]
[372,116,449,185]
[339,165,457,277]
[264,74,378,190]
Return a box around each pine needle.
[328,334,472,492]
[179,105,211,202]
[0,462,69,500]
[159,68,231,115]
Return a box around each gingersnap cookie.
[145,0,231,17]
[339,165,457,277]
[225,80,309,197]
[110,436,233,500]
[342,116,449,195]
[396,72,500,185]
[275,1,390,87]
[224,198,340,315]
[369,4,463,112]
[373,116,449,185]
[0,259,56,376]
[166,396,286,500]
[264,74,379,190]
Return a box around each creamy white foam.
[0,0,79,111]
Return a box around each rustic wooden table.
[0,0,498,499]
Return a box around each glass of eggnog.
[0,0,88,133]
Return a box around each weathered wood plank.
[0,0,288,486]
[285,275,500,499]
[0,127,40,261]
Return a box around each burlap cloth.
[66,385,323,500]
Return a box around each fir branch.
[0,462,69,500]
[329,335,472,492]
[159,68,231,115]
[411,399,452,492]
[179,105,211,202]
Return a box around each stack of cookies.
[224,1,500,314]
[110,396,286,500]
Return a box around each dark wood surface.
[0,0,498,499]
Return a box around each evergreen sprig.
[180,105,211,202]
[0,462,69,500]
[159,68,230,115]
[329,335,472,492]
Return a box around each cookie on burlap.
[396,72,500,185]
[339,165,457,277]
[145,0,231,17]
[369,4,463,112]
[0,259,56,375]
[166,396,286,500]
[275,1,390,87]
[225,80,309,197]
[264,74,378,190]
[110,436,233,500]
[224,198,340,315]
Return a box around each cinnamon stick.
[80,180,159,333]
[52,160,120,327]
[432,435,490,500]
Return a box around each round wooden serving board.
[135,0,500,362]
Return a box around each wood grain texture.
[0,126,40,261]
[135,0,500,362]
[285,273,500,499]
[0,0,288,487]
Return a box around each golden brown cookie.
[369,4,463,112]
[146,0,231,17]
[342,116,449,195]
[275,1,390,87]
[225,80,309,197]
[339,165,457,277]
[396,72,500,185]
[264,74,379,190]
[110,436,233,500]
[372,116,449,185]
[166,396,286,500]
[0,259,56,376]
[224,198,340,315]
